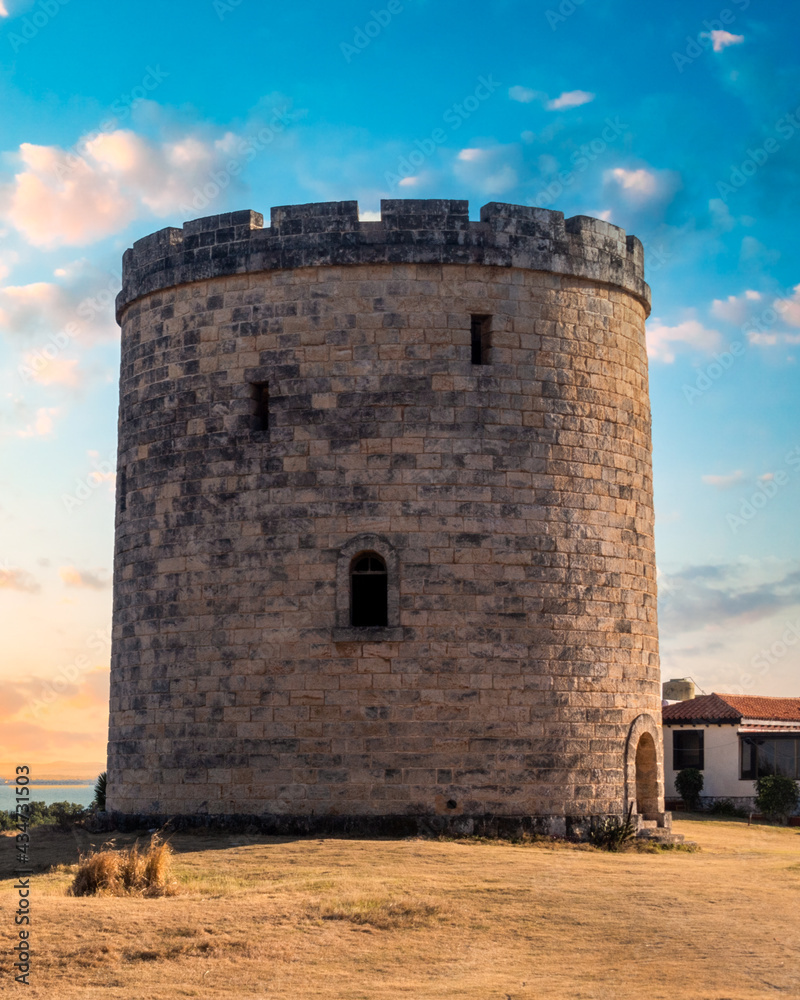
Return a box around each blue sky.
[0,0,798,764]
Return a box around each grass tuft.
[69,835,178,897]
[310,896,445,930]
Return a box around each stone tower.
[108,199,668,837]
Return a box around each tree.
[756,774,799,823]
[675,767,704,811]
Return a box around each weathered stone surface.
[116,200,650,323]
[107,199,665,829]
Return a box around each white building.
[662,693,800,809]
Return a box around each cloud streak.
[646,318,723,362]
[659,562,800,633]
[0,567,40,593]
[546,90,595,110]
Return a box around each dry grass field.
[1,817,799,999]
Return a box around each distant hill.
[0,761,106,782]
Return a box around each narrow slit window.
[350,553,388,627]
[471,314,491,365]
[118,466,127,513]
[251,381,269,432]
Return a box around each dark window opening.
[118,466,127,513]
[741,735,800,780]
[673,730,704,770]
[471,314,491,365]
[251,381,269,432]
[350,552,388,627]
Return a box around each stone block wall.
[108,200,664,833]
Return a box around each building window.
[673,730,704,770]
[471,314,491,365]
[350,553,388,627]
[251,381,269,432]
[741,736,800,780]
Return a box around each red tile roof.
[662,693,800,724]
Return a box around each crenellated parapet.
[116,199,650,322]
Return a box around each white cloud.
[775,284,800,327]
[358,210,381,221]
[702,29,744,52]
[0,263,118,347]
[21,354,82,387]
[0,2,8,16]
[702,471,744,490]
[454,146,518,195]
[398,176,420,188]
[59,566,110,590]
[711,292,761,325]
[0,567,39,593]
[607,167,658,197]
[708,197,735,231]
[508,86,539,104]
[546,90,595,111]
[646,318,723,362]
[16,407,58,438]
[604,165,680,206]
[1,127,245,249]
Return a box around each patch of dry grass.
[1,818,799,999]
[68,835,178,897]
[310,895,445,929]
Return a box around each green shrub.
[0,800,86,830]
[756,774,800,823]
[675,767,704,811]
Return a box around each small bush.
[0,800,86,830]
[756,774,800,823]
[589,805,636,851]
[69,836,177,897]
[675,768,704,811]
[707,798,747,818]
[93,772,107,811]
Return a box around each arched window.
[350,552,388,627]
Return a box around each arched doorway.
[624,714,665,822]
[634,731,659,819]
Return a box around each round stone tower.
[108,199,668,837]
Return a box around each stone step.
[636,829,685,844]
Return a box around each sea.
[0,781,96,812]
